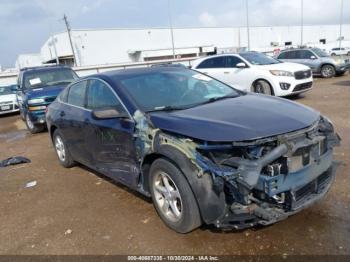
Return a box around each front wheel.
[149,158,202,233]
[25,113,44,134]
[321,65,336,78]
[252,80,273,95]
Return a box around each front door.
[84,79,138,187]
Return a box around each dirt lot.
[0,75,350,255]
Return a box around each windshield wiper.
[147,94,238,113]
[147,105,192,113]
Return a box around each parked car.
[0,85,20,115]
[46,67,340,233]
[192,52,313,97]
[276,48,350,78]
[16,65,78,133]
[329,47,349,56]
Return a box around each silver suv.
[276,48,350,78]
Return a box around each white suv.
[329,47,350,56]
[0,85,19,115]
[192,52,313,96]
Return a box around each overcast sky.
[0,0,348,67]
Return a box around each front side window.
[86,79,124,112]
[197,57,226,69]
[118,69,239,112]
[239,52,280,65]
[298,50,314,59]
[226,56,245,68]
[23,68,78,90]
[67,81,87,107]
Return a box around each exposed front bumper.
[217,164,335,230]
[0,103,19,115]
[270,76,313,96]
[27,109,46,124]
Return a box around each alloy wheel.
[254,80,272,95]
[55,136,66,162]
[153,171,183,222]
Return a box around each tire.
[331,53,336,56]
[53,129,75,168]
[252,80,273,96]
[19,109,25,121]
[149,158,202,233]
[321,65,336,78]
[25,112,44,134]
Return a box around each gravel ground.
[0,75,349,255]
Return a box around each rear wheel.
[149,158,201,233]
[252,80,273,95]
[25,113,44,134]
[53,129,75,168]
[321,65,336,78]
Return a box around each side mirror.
[236,62,247,68]
[310,56,317,60]
[92,107,129,120]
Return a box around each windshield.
[0,85,16,95]
[118,69,240,112]
[24,68,77,89]
[240,52,281,65]
[311,48,329,57]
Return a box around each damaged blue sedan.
[46,67,340,233]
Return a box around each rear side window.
[277,52,288,59]
[67,81,87,107]
[58,87,69,103]
[197,57,226,69]
[86,79,124,112]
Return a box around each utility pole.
[301,0,304,47]
[245,0,250,51]
[168,0,176,59]
[63,14,77,67]
[339,0,344,48]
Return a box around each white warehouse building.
[16,24,350,69]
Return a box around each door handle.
[60,111,65,117]
[224,71,230,74]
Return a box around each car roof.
[85,66,189,81]
[20,65,72,74]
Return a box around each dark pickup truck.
[16,65,78,133]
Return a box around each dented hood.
[149,94,320,142]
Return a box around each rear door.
[59,80,90,164]
[84,79,138,187]
[195,56,226,81]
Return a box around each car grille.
[295,171,331,202]
[0,101,12,105]
[293,82,313,92]
[0,104,13,111]
[294,70,312,80]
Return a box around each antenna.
[63,14,78,67]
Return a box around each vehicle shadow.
[77,164,152,204]
[333,80,350,86]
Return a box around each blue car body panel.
[149,94,319,142]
